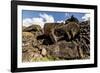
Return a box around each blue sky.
[22,10,89,27]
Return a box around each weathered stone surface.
[79,21,90,58]
[47,41,84,59]
[43,22,80,43]
[23,25,42,32]
[22,32,34,47]
[41,48,47,56]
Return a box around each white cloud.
[39,13,54,23]
[23,17,44,28]
[57,20,65,23]
[32,17,44,28]
[82,14,90,21]
[23,13,55,28]
[23,18,33,27]
[23,18,44,28]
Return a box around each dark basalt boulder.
[79,20,90,58]
[47,41,84,59]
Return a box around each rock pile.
[22,16,90,62]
